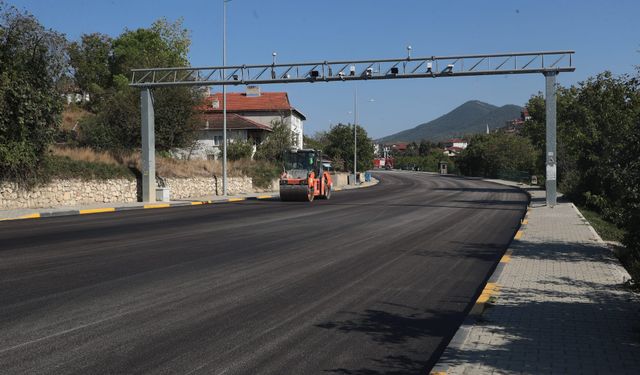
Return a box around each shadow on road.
[317,305,464,374]
[434,187,521,194]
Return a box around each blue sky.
[8,0,640,138]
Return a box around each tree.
[304,131,329,150]
[418,140,431,156]
[67,33,112,107]
[110,18,190,81]
[0,4,67,183]
[78,18,201,152]
[324,123,374,172]
[79,89,140,151]
[457,132,537,178]
[153,86,200,151]
[254,120,295,162]
[522,72,640,214]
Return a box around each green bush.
[226,140,254,161]
[241,161,281,189]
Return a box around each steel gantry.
[131,50,574,206]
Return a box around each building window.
[213,135,223,146]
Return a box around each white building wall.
[234,110,304,149]
[175,129,248,160]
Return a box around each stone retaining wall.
[0,179,138,209]
[0,176,279,210]
[163,176,256,199]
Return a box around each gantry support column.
[544,71,557,207]
[141,88,156,203]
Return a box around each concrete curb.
[0,177,379,223]
[0,195,278,222]
[571,202,606,244]
[332,177,379,192]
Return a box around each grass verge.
[576,205,626,242]
[577,205,639,290]
[45,155,136,181]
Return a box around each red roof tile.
[202,92,292,112]
[201,113,273,131]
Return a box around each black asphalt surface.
[0,171,528,374]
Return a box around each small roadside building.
[187,86,306,160]
[442,138,468,157]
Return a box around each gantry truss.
[130,49,575,207]
[130,50,574,88]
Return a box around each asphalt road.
[0,171,528,374]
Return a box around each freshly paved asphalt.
[0,171,528,375]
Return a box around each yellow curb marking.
[521,219,528,225]
[18,213,41,219]
[500,249,513,263]
[143,203,170,209]
[190,201,204,205]
[333,188,342,191]
[430,372,447,375]
[227,198,245,202]
[256,195,273,199]
[79,208,116,215]
[514,230,524,240]
[476,282,500,304]
[0,213,41,221]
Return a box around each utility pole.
[353,86,358,185]
[544,71,557,207]
[141,88,155,202]
[222,0,229,196]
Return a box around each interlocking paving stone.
[435,183,640,375]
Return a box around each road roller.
[279,149,332,202]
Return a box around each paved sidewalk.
[0,178,378,221]
[433,182,640,375]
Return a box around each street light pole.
[222,0,229,196]
[353,86,358,185]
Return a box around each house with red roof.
[189,86,306,159]
[442,138,468,157]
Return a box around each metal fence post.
[544,71,557,207]
[141,88,156,202]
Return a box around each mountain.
[378,100,522,143]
